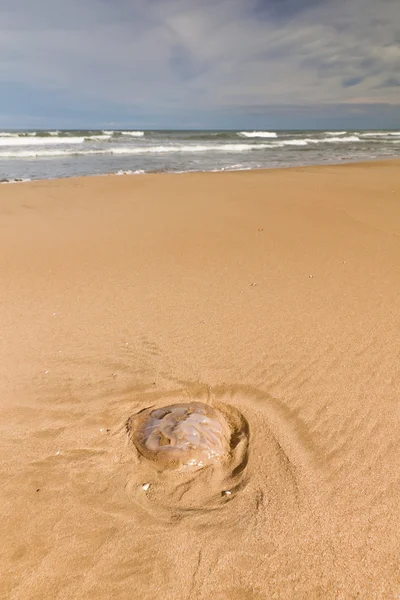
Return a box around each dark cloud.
[378,77,400,88]
[342,76,365,88]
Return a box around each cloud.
[0,0,399,127]
[343,77,365,88]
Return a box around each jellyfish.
[128,402,230,469]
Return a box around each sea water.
[0,129,399,182]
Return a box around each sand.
[1,161,400,599]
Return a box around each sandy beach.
[1,161,400,599]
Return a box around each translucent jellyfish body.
[129,402,231,469]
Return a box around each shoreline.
[1,156,399,186]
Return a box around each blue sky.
[1,0,399,129]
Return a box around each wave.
[0,143,278,158]
[277,140,308,146]
[0,137,367,158]
[115,169,146,175]
[0,149,106,158]
[46,130,105,137]
[0,136,85,147]
[268,137,360,146]
[103,130,144,137]
[306,135,362,144]
[0,134,113,147]
[120,131,145,137]
[359,132,400,137]
[84,134,111,141]
[209,164,253,172]
[176,131,234,140]
[324,131,348,136]
[102,130,145,137]
[0,129,107,138]
[111,143,280,154]
[238,131,277,138]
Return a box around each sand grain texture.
[1,162,400,599]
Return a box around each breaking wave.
[0,149,105,158]
[0,136,85,147]
[0,136,367,158]
[0,144,276,158]
[359,132,400,137]
[238,131,278,138]
[308,135,362,143]
[120,131,145,137]
[0,135,112,147]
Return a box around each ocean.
[0,129,399,182]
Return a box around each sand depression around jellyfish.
[126,398,249,515]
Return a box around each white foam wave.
[306,136,362,144]
[115,169,146,175]
[0,143,276,158]
[0,149,105,158]
[120,131,145,137]
[324,131,348,135]
[111,143,279,154]
[266,136,361,147]
[0,130,60,138]
[85,134,111,141]
[0,136,85,147]
[209,164,253,172]
[0,134,111,147]
[0,131,58,137]
[278,140,308,146]
[359,132,400,137]
[238,131,277,138]
[0,136,367,159]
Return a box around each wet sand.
[1,162,400,599]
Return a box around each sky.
[1,0,400,129]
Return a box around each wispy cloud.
[0,0,399,127]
